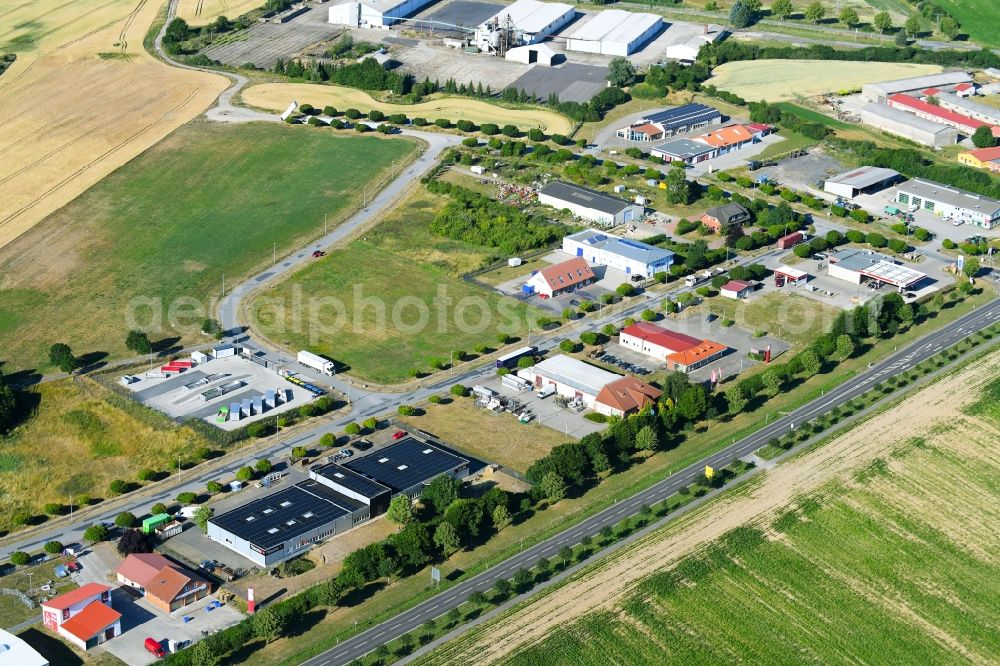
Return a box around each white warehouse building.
[538,181,643,227]
[563,9,661,56]
[895,178,1000,229]
[562,229,675,277]
[328,0,434,27]
[476,0,576,52]
[517,355,619,408]
[857,103,958,148]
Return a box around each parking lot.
[856,186,1000,244]
[473,375,607,439]
[124,354,317,430]
[202,6,342,68]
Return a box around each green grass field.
[927,0,1000,47]
[776,102,852,129]
[250,242,539,384]
[0,122,417,372]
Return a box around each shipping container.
[142,513,171,534]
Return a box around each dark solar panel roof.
[343,438,469,493]
[642,103,721,132]
[311,462,391,499]
[210,481,359,549]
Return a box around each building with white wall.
[823,166,901,199]
[861,71,973,103]
[328,0,434,27]
[895,178,1000,229]
[517,355,619,408]
[505,42,556,65]
[476,0,576,52]
[523,257,595,297]
[41,584,121,651]
[562,229,675,277]
[0,629,48,666]
[857,103,959,148]
[538,181,643,227]
[563,9,661,56]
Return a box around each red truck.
[145,637,166,658]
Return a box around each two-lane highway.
[301,297,1000,666]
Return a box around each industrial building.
[562,9,661,56]
[619,322,727,372]
[701,203,750,233]
[886,94,999,137]
[517,355,619,408]
[562,229,675,277]
[894,178,1000,229]
[523,256,596,297]
[650,123,761,162]
[475,0,576,53]
[209,438,467,567]
[327,0,435,27]
[649,137,716,164]
[41,584,121,651]
[856,103,959,148]
[958,146,1000,173]
[594,376,662,418]
[505,42,556,65]
[617,103,722,143]
[935,92,1000,126]
[116,554,209,614]
[664,24,727,63]
[721,280,754,299]
[827,248,926,289]
[823,166,901,199]
[538,181,643,227]
[861,72,974,103]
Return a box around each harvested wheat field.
[242,83,575,133]
[707,59,942,102]
[176,0,263,26]
[0,0,227,250]
[422,351,1000,665]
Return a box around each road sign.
[431,567,441,585]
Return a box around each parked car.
[354,439,373,451]
[145,637,166,658]
[338,448,353,458]
[312,250,326,258]
[391,431,406,441]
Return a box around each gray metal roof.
[829,248,894,272]
[566,229,675,266]
[897,178,1000,217]
[343,438,468,493]
[936,93,1000,124]
[530,354,619,396]
[858,103,958,136]
[651,137,715,159]
[826,166,900,189]
[865,71,972,95]
[540,181,632,216]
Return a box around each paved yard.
[203,7,342,68]
[474,375,607,440]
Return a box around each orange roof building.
[116,553,210,613]
[595,376,662,417]
[666,340,728,371]
[696,124,754,151]
[41,583,120,651]
[525,257,596,298]
[619,322,728,372]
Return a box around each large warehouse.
[616,103,722,143]
[476,0,576,52]
[208,438,469,566]
[827,248,926,289]
[518,355,619,408]
[857,103,958,148]
[328,0,435,27]
[563,229,675,277]
[886,94,999,137]
[563,9,661,56]
[895,178,1000,229]
[619,322,727,372]
[935,92,1000,126]
[823,166,901,199]
[861,72,974,103]
[538,181,643,227]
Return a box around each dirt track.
[0,0,227,250]
[430,351,1000,664]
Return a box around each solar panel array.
[643,104,721,132]
[343,438,468,493]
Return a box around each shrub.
[207,481,224,494]
[44,541,63,554]
[108,479,129,496]
[435,118,451,128]
[323,105,337,116]
[793,244,812,258]
[456,119,475,132]
[246,421,269,437]
[942,238,956,249]
[850,208,871,223]
[255,459,273,474]
[501,124,518,137]
[44,503,63,516]
[115,511,138,528]
[362,417,378,430]
[398,405,416,416]
[888,238,907,253]
[151,502,168,516]
[10,552,29,566]
[368,109,385,122]
[846,229,865,243]
[450,384,469,397]
[319,433,336,448]
[866,232,886,248]
[480,123,499,135]
[462,137,478,147]
[137,468,156,482]
[412,117,427,126]
[344,108,361,119]
[528,128,544,141]
[176,491,197,505]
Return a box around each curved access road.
[299,296,1000,666]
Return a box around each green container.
[142,513,171,534]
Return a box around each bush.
[456,119,475,132]
[793,244,812,258]
[846,229,865,243]
[398,405,416,416]
[44,503,63,516]
[44,541,63,554]
[480,123,499,135]
[501,124,518,137]
[888,238,907,253]
[866,232,886,248]
[942,238,956,249]
[10,552,29,566]
[319,433,336,448]
[207,481,224,494]
[412,117,428,126]
[108,479,129,496]
[450,384,469,397]
[255,459,273,474]
[176,492,197,505]
[559,339,578,353]
[850,208,871,223]
[323,105,337,116]
[462,137,478,147]
[344,108,361,119]
[115,511,138,528]
[435,118,451,128]
[368,109,385,122]
[246,421,269,437]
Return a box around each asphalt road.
[300,296,1000,666]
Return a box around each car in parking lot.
[354,438,373,451]
[391,430,406,441]
[338,448,353,458]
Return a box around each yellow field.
[707,59,942,102]
[176,0,264,26]
[242,83,575,133]
[0,0,227,250]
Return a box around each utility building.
[895,178,1000,229]
[617,103,721,143]
[523,257,596,298]
[823,166,901,199]
[827,248,926,289]
[476,0,576,53]
[538,181,643,227]
[857,103,958,148]
[563,9,661,56]
[517,355,620,408]
[328,0,435,27]
[562,229,675,277]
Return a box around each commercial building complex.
[934,92,1000,126]
[41,584,121,651]
[619,322,727,372]
[115,553,209,613]
[861,72,974,103]
[562,229,675,277]
[616,104,722,143]
[886,94,1000,137]
[663,24,726,62]
[327,0,435,27]
[894,178,1000,229]
[563,10,661,56]
[823,166,901,199]
[538,182,643,227]
[475,0,575,52]
[209,438,468,566]
[651,123,763,163]
[721,280,754,299]
[827,248,926,289]
[523,257,596,297]
[856,103,959,148]
[517,355,659,413]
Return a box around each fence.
[1,587,35,609]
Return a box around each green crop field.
[250,242,540,384]
[776,102,852,129]
[0,122,417,372]
[927,0,1000,47]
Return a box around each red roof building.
[595,376,662,417]
[619,322,728,372]
[721,280,753,299]
[116,553,209,613]
[921,87,941,96]
[524,257,595,298]
[41,583,120,651]
[666,340,728,371]
[887,93,999,136]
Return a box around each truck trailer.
[297,350,335,376]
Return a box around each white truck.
[297,350,335,376]
[537,384,556,399]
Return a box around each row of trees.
[425,181,566,254]
[0,371,15,434]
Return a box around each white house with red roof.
[524,257,595,298]
[620,322,701,359]
[41,583,121,650]
[721,280,754,299]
